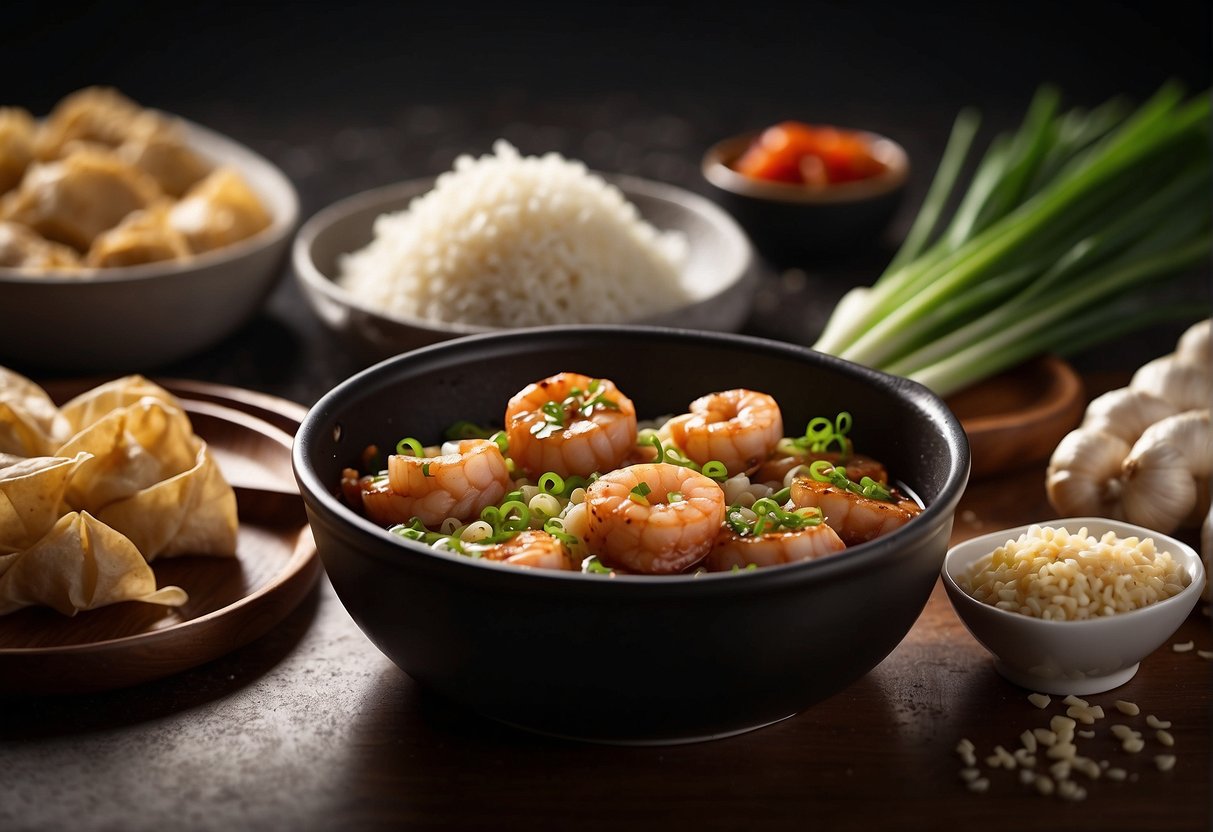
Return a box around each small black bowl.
[293,326,969,744]
[702,131,908,263]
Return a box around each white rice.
[960,525,1190,620]
[337,140,690,327]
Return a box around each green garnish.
[808,460,893,501]
[542,517,580,547]
[421,463,432,477]
[538,472,565,495]
[731,563,759,572]
[667,491,684,503]
[530,381,620,440]
[792,412,853,455]
[395,437,426,457]
[629,482,652,505]
[771,486,792,504]
[643,434,728,481]
[489,431,509,454]
[583,556,614,574]
[726,499,823,538]
[700,461,728,482]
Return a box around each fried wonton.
[0,220,82,271]
[118,130,212,198]
[0,453,89,555]
[0,107,36,195]
[0,365,72,456]
[85,202,191,268]
[34,86,162,161]
[56,397,237,561]
[58,374,180,433]
[0,510,187,616]
[169,167,271,254]
[4,147,162,251]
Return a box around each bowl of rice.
[942,518,1203,695]
[293,142,757,359]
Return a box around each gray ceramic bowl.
[293,326,970,744]
[292,175,757,361]
[702,130,908,262]
[0,117,299,373]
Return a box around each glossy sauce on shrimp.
[667,389,782,476]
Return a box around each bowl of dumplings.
[0,87,299,372]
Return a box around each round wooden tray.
[945,355,1085,480]
[0,381,320,696]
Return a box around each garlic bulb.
[1120,433,1198,531]
[1130,353,1211,412]
[1138,410,1212,525]
[1202,501,1212,602]
[1177,318,1211,365]
[1081,388,1178,444]
[1046,429,1131,520]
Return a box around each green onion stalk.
[812,83,1212,397]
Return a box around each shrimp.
[505,372,637,479]
[475,529,575,571]
[754,451,888,488]
[789,477,922,546]
[667,389,783,476]
[358,438,511,527]
[705,522,846,571]
[584,462,726,574]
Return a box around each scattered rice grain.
[1114,700,1140,716]
[1156,730,1174,747]
[1155,754,1177,772]
[1027,692,1051,709]
[1172,640,1195,652]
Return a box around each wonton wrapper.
[118,131,212,198]
[0,220,82,272]
[59,374,180,433]
[34,86,164,161]
[0,453,90,555]
[169,167,271,254]
[58,397,200,512]
[0,107,36,195]
[86,202,191,268]
[0,365,72,456]
[0,511,187,616]
[56,397,237,560]
[4,147,162,251]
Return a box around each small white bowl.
[942,517,1204,695]
[0,116,299,373]
[292,173,757,361]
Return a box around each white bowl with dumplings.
[942,517,1204,695]
[0,88,299,372]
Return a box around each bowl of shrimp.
[293,325,971,744]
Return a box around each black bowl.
[702,131,908,264]
[293,326,969,744]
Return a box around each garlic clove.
[1176,318,1211,367]
[1130,353,1212,412]
[1081,388,1179,445]
[1121,439,1198,533]
[1046,429,1130,520]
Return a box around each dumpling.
[0,453,90,555]
[0,220,82,272]
[0,511,187,616]
[168,167,271,254]
[58,374,180,433]
[34,86,161,161]
[55,397,237,561]
[0,365,72,456]
[85,202,191,268]
[0,107,36,194]
[3,147,161,251]
[118,131,212,198]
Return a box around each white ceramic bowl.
[942,517,1204,695]
[0,116,299,373]
[292,174,757,362]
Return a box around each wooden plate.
[945,355,1085,480]
[0,382,320,696]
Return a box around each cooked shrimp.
[706,522,846,571]
[667,389,783,476]
[789,477,922,546]
[475,529,575,571]
[358,438,511,527]
[505,372,637,479]
[755,451,888,487]
[584,462,726,574]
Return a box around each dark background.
[4,0,1210,402]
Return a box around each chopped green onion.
[731,563,759,573]
[629,481,652,505]
[772,486,791,504]
[583,556,614,574]
[700,461,728,482]
[809,460,893,501]
[489,431,509,454]
[667,491,684,503]
[498,500,530,531]
[791,412,853,454]
[421,463,432,477]
[395,437,425,457]
[542,517,580,547]
[538,472,565,495]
